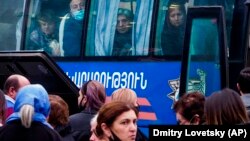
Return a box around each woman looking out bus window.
[112,8,134,56]
[161,1,186,55]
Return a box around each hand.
[49,40,61,56]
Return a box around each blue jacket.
[62,15,84,56]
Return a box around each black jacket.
[0,120,62,141]
[54,124,75,141]
[69,109,97,141]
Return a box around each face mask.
[72,9,85,21]
[109,130,121,141]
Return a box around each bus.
[0,0,248,136]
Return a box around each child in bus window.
[161,1,186,55]
[29,9,61,56]
[112,8,134,56]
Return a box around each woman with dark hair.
[69,80,106,141]
[48,95,74,141]
[161,1,186,55]
[205,88,249,125]
[111,88,147,141]
[112,8,134,56]
[173,91,205,125]
[95,101,138,141]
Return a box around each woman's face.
[78,90,86,106]
[90,121,101,141]
[116,15,131,33]
[169,8,184,27]
[110,110,137,141]
[39,20,55,35]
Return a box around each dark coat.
[161,23,185,55]
[112,29,132,56]
[54,124,75,141]
[69,109,97,141]
[63,15,83,56]
[0,120,62,141]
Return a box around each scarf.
[6,84,52,128]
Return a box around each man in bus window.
[112,8,134,56]
[59,0,85,56]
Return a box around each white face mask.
[72,9,85,21]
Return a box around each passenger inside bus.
[59,0,85,57]
[161,1,186,55]
[112,8,134,56]
[28,9,60,56]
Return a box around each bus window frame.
[48,0,183,62]
[18,0,186,62]
[179,6,229,97]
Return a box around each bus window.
[157,0,187,56]
[85,0,154,56]
[155,0,235,57]
[190,19,219,58]
[26,9,61,56]
[179,6,228,97]
[192,0,235,51]
[188,18,220,94]
[24,0,85,57]
[0,0,24,51]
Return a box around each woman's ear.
[192,114,200,125]
[82,95,87,105]
[101,123,111,137]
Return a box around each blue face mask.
[72,9,85,21]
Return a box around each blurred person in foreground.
[173,91,205,125]
[48,95,74,141]
[237,67,250,118]
[3,74,30,118]
[0,84,62,141]
[95,101,138,141]
[69,80,106,141]
[89,113,99,141]
[111,88,147,141]
[205,88,249,125]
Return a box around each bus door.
[245,0,250,67]
[179,6,228,97]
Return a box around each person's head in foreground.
[205,88,249,125]
[95,101,138,141]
